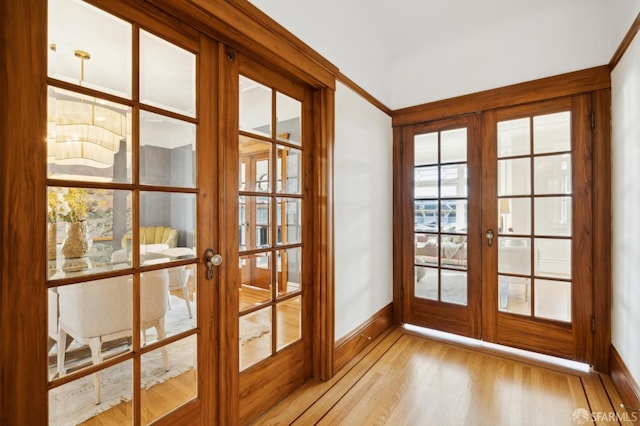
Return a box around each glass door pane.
[47,3,200,424]
[496,110,573,323]
[414,129,469,306]
[238,75,304,371]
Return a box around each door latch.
[204,248,223,280]
[485,229,495,247]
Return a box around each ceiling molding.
[337,72,392,117]
[610,12,640,71]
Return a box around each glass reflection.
[276,92,301,145]
[498,237,531,275]
[414,132,438,166]
[140,111,196,188]
[534,197,571,236]
[277,198,301,245]
[533,112,571,154]
[140,30,196,117]
[240,307,272,371]
[498,158,531,196]
[440,128,467,163]
[239,76,272,137]
[534,238,571,279]
[415,234,438,266]
[441,270,467,305]
[415,266,438,301]
[414,165,438,198]
[49,360,133,425]
[440,200,467,233]
[440,164,467,197]
[276,247,301,297]
[277,145,302,194]
[534,154,572,195]
[239,135,271,192]
[141,336,198,424]
[534,279,571,322]
[415,200,438,232]
[48,0,132,98]
[276,296,301,350]
[498,197,531,235]
[239,252,272,311]
[498,275,531,316]
[498,117,530,158]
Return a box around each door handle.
[485,229,495,247]
[204,248,223,280]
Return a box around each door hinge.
[590,111,595,130]
[400,140,404,155]
[591,315,596,334]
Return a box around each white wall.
[334,81,393,341]
[611,30,640,387]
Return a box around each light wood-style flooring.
[252,327,632,425]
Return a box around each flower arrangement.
[48,188,103,223]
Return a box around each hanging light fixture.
[47,47,128,169]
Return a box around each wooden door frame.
[1,1,49,425]
[392,67,612,371]
[1,1,336,424]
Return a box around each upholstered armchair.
[57,269,170,404]
[121,226,178,249]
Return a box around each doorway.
[401,95,594,363]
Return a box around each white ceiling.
[249,0,640,110]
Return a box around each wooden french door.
[235,55,314,423]
[481,96,593,362]
[43,1,220,424]
[403,95,594,363]
[403,115,483,338]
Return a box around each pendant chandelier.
[47,48,128,169]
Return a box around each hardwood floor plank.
[252,327,403,425]
[300,332,614,426]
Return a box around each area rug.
[49,295,269,425]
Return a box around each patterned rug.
[49,295,269,425]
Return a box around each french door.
[236,56,313,423]
[403,115,483,338]
[45,0,217,424]
[481,96,593,361]
[403,95,594,362]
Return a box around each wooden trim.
[392,66,611,127]
[610,345,640,414]
[218,42,240,426]
[337,72,392,116]
[87,0,200,53]
[239,341,308,424]
[610,13,640,70]
[311,87,335,381]
[571,93,594,364]
[592,89,612,372]
[392,126,405,324]
[145,0,337,89]
[334,304,393,374]
[198,35,220,425]
[0,0,48,424]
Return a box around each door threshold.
[402,324,592,374]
